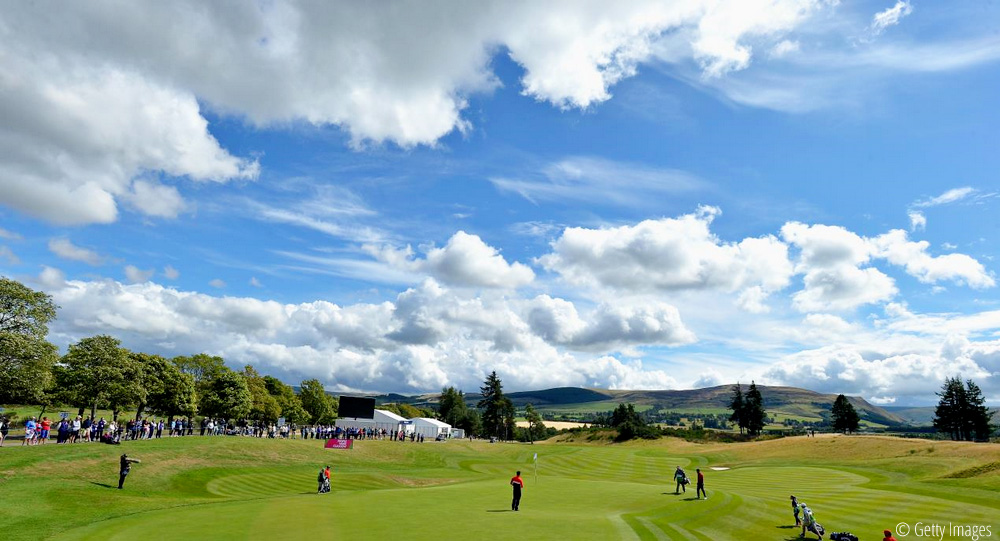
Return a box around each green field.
[1,434,997,540]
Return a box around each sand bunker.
[710,467,731,471]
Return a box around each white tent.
[337,409,407,433]
[409,417,452,438]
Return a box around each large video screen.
[339,396,376,419]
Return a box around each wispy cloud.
[490,156,706,207]
[870,1,913,37]
[0,246,20,264]
[913,187,975,208]
[48,238,105,266]
[0,227,22,240]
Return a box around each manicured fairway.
[1,435,997,540]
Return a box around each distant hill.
[318,384,909,427]
[506,385,907,426]
[882,406,936,426]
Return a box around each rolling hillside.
[369,384,909,426]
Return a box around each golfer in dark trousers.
[118,453,141,489]
[696,468,707,499]
[510,470,524,511]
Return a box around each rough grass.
[1,434,997,540]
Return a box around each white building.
[336,409,407,433]
[409,417,452,439]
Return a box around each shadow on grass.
[776,525,796,529]
[486,510,513,513]
[89,482,116,489]
[682,497,700,501]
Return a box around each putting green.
[2,436,997,540]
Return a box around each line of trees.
[1,277,336,425]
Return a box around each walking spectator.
[0,415,8,446]
[696,469,707,499]
[22,417,36,446]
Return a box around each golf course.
[1,433,997,540]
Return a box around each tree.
[243,366,281,423]
[133,353,196,421]
[199,368,252,420]
[935,377,995,442]
[830,394,860,434]
[299,378,337,424]
[0,277,59,404]
[263,376,309,425]
[744,381,767,437]
[478,371,511,440]
[61,335,144,420]
[438,386,469,427]
[728,383,746,435]
[523,403,546,443]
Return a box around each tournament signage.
[59,411,70,420]
[324,438,353,450]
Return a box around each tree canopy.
[0,277,59,403]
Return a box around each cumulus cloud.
[124,265,155,284]
[37,266,67,289]
[908,211,926,231]
[540,207,793,311]
[48,239,106,266]
[41,277,691,393]
[122,180,187,218]
[870,1,913,37]
[526,296,695,351]
[367,231,534,289]
[870,230,995,289]
[250,277,263,288]
[781,222,897,311]
[163,265,180,280]
[0,1,835,228]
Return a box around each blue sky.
[1,1,998,404]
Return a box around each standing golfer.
[510,470,524,511]
[118,453,141,489]
[696,468,707,499]
[673,466,687,494]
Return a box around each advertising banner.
[324,438,353,449]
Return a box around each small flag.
[533,453,538,462]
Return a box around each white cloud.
[367,231,534,289]
[37,266,66,289]
[526,295,695,351]
[0,246,20,265]
[540,207,793,310]
[913,186,975,208]
[124,265,154,284]
[870,230,995,289]
[0,53,258,225]
[908,211,926,231]
[770,39,801,58]
[209,279,227,289]
[870,1,913,37]
[250,277,263,288]
[491,156,705,207]
[781,222,896,311]
[123,180,187,218]
[0,227,21,240]
[163,265,180,280]
[41,277,690,393]
[48,238,105,266]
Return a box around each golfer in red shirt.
[510,471,524,511]
[883,530,897,541]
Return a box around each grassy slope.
[1,434,997,540]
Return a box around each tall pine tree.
[831,394,860,434]
[744,381,767,437]
[478,371,513,440]
[728,383,746,435]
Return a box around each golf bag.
[830,533,858,541]
[808,523,825,536]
